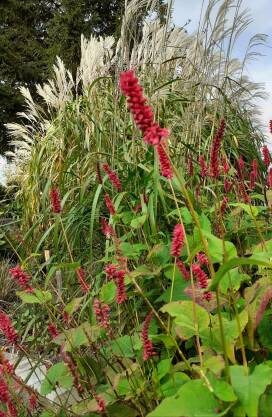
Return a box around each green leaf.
[203,231,237,263]
[219,268,250,294]
[130,214,147,229]
[209,375,237,402]
[156,272,189,302]
[16,289,52,304]
[64,297,84,315]
[161,301,209,339]
[119,242,147,258]
[156,358,171,381]
[40,362,73,395]
[160,372,190,397]
[230,364,272,417]
[229,202,259,217]
[257,312,272,349]
[147,380,221,417]
[111,335,142,358]
[209,256,272,291]
[100,281,116,304]
[54,322,101,351]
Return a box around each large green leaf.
[161,301,209,339]
[54,322,101,351]
[147,380,221,417]
[230,364,272,417]
[40,361,73,395]
[16,289,52,304]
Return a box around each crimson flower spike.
[262,145,271,167]
[209,118,225,178]
[102,163,122,192]
[170,224,184,258]
[119,70,169,146]
[156,143,173,179]
[50,188,61,214]
[142,311,156,361]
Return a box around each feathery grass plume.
[102,163,122,192]
[171,224,184,258]
[142,311,156,361]
[209,119,225,178]
[156,143,173,179]
[262,145,271,167]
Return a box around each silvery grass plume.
[5,0,267,184]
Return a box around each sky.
[172,0,272,146]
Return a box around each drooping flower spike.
[104,193,116,216]
[171,224,184,258]
[142,311,156,361]
[156,143,173,179]
[102,163,122,192]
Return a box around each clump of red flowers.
[142,311,156,361]
[209,119,225,178]
[0,311,18,345]
[50,188,61,213]
[171,224,184,258]
[102,163,122,192]
[9,266,33,292]
[76,267,90,293]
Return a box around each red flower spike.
[119,70,169,146]
[76,267,90,293]
[28,393,37,412]
[199,155,208,177]
[262,145,271,167]
[192,264,209,289]
[8,402,18,417]
[238,181,250,204]
[187,156,194,176]
[269,120,272,134]
[0,311,18,345]
[104,193,116,216]
[102,163,122,192]
[101,217,114,239]
[156,144,173,179]
[93,299,110,329]
[220,196,228,215]
[50,188,61,214]
[176,259,190,280]
[142,311,156,361]
[203,291,212,301]
[48,323,59,339]
[104,264,117,280]
[9,266,34,292]
[115,270,127,304]
[222,156,230,174]
[0,377,9,403]
[224,178,232,193]
[196,253,209,267]
[210,119,225,178]
[171,224,184,258]
[268,167,272,189]
[238,155,244,171]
